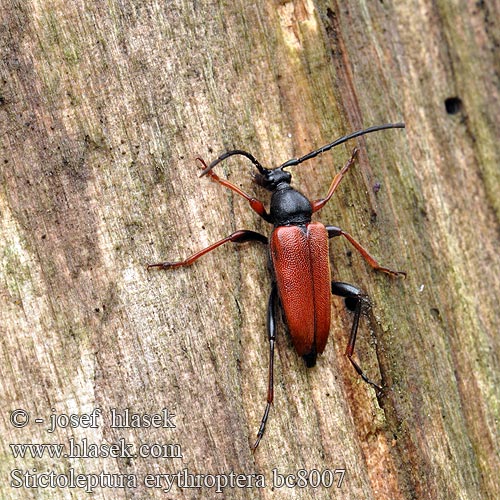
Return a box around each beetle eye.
[253,171,271,189]
[269,168,291,186]
[253,169,282,191]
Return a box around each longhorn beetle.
[148,123,406,450]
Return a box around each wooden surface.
[1,1,499,499]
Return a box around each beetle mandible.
[148,123,406,450]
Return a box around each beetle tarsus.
[347,354,384,392]
[379,267,407,278]
[147,262,177,270]
[252,402,271,453]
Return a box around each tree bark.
[1,1,498,499]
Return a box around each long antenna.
[200,149,266,177]
[278,122,405,169]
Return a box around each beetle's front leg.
[331,282,382,391]
[326,226,406,278]
[197,158,272,222]
[252,283,278,452]
[311,148,359,213]
[148,230,268,270]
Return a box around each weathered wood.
[1,1,498,499]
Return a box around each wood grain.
[1,1,498,499]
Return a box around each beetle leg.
[147,230,267,270]
[331,282,382,391]
[311,148,359,213]
[326,226,406,278]
[197,158,272,222]
[252,283,278,451]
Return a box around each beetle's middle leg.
[331,282,382,391]
[147,230,267,270]
[252,283,278,451]
[326,226,406,278]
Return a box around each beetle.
[148,123,406,450]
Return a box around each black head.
[253,167,292,192]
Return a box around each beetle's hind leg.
[331,282,382,391]
[252,283,278,451]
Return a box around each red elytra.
[271,222,331,358]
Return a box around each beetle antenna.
[278,122,405,169]
[200,149,267,177]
